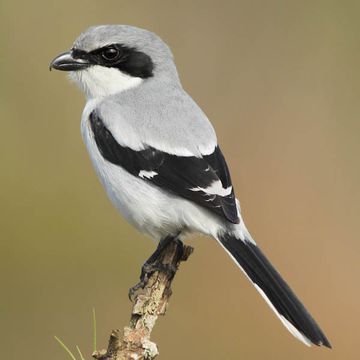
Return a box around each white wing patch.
[139,170,158,179]
[190,180,232,197]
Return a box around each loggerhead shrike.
[50,25,331,348]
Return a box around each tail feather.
[217,232,331,348]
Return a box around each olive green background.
[1,1,359,359]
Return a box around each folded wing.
[90,111,239,224]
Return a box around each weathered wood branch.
[92,240,194,360]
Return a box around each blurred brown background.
[1,1,359,359]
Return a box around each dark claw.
[128,280,146,301]
[128,262,156,301]
[128,262,178,301]
[128,235,184,302]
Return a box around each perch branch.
[93,240,194,360]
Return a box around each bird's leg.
[128,235,184,300]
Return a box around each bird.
[50,25,331,348]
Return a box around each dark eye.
[101,46,121,61]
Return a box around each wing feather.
[90,111,239,223]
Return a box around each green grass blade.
[76,345,85,360]
[92,308,97,352]
[54,336,77,360]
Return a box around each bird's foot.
[128,261,177,301]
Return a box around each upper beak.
[49,51,90,71]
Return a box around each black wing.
[90,111,239,224]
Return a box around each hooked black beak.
[49,51,90,71]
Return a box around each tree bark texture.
[93,240,193,360]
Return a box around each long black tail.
[217,232,331,348]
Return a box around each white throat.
[69,65,143,99]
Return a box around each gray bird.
[50,25,331,348]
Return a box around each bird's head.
[50,25,179,99]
